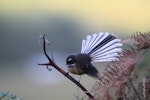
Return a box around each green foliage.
[0,92,20,100]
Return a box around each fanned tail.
[81,32,122,62]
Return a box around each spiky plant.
[90,32,150,100]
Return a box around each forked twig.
[38,34,94,99]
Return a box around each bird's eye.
[68,58,72,62]
[66,55,76,65]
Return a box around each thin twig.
[139,49,148,60]
[128,78,141,100]
[38,34,94,99]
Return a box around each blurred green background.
[0,0,150,99]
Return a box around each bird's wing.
[81,32,122,62]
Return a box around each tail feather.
[89,33,116,54]
[91,46,122,58]
[81,32,109,54]
[81,32,122,62]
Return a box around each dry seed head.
[91,48,141,98]
[123,32,150,49]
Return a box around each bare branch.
[38,34,94,99]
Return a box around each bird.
[66,32,122,80]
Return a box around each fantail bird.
[66,32,122,80]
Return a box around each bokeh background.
[0,0,150,100]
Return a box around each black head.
[66,55,77,67]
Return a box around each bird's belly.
[68,66,85,75]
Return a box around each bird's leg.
[75,75,82,99]
[78,75,82,83]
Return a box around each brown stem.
[38,34,94,99]
[128,78,141,100]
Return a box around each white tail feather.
[92,49,121,59]
[81,32,122,62]
[92,57,119,62]
[83,34,97,53]
[91,43,122,57]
